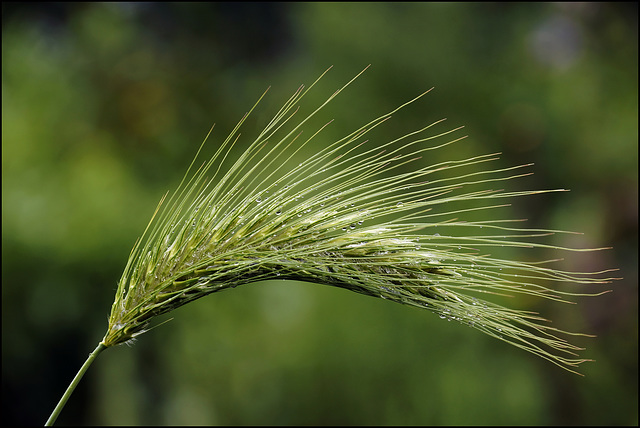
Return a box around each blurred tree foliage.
[2,2,637,425]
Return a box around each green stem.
[45,342,107,426]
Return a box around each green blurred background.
[2,2,637,425]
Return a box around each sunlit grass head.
[100,66,616,375]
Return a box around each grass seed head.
[101,66,616,374]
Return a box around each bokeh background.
[2,2,637,425]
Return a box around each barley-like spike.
[98,66,616,375]
[45,66,618,426]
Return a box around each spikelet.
[101,66,615,374]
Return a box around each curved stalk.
[45,342,107,426]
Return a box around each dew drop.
[396,202,404,207]
[275,210,282,215]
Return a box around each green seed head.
[101,66,616,374]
